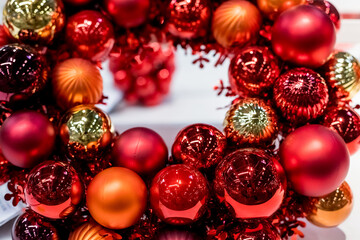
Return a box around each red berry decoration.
[66,10,115,62]
[323,106,360,155]
[104,0,150,28]
[150,164,209,225]
[307,0,341,30]
[112,127,168,176]
[271,5,336,68]
[214,148,286,219]
[12,211,60,240]
[172,124,226,169]
[166,0,211,39]
[0,111,55,168]
[279,124,350,197]
[229,46,281,97]
[0,44,48,102]
[25,161,84,219]
[273,68,329,124]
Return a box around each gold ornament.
[69,222,122,240]
[323,51,360,100]
[212,0,262,48]
[306,181,353,228]
[224,98,278,146]
[59,105,114,160]
[3,0,65,44]
[52,58,103,110]
[257,0,305,20]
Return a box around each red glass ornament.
[110,42,175,106]
[166,0,211,39]
[0,111,55,168]
[112,127,168,176]
[214,148,286,219]
[104,0,150,28]
[171,124,227,169]
[0,44,48,102]
[12,211,60,240]
[273,68,329,125]
[280,124,350,197]
[150,164,210,225]
[307,0,341,30]
[229,221,281,240]
[25,161,84,219]
[271,5,336,68]
[229,46,281,97]
[323,106,360,155]
[66,10,115,62]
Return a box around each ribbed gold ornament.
[69,222,122,240]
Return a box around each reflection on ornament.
[59,105,114,160]
[322,52,360,100]
[224,98,278,146]
[307,181,353,228]
[3,0,65,44]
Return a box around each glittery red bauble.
[112,127,168,176]
[229,221,281,240]
[214,148,286,219]
[307,0,341,30]
[104,0,150,28]
[0,44,48,102]
[66,10,115,62]
[25,161,84,219]
[271,5,336,68]
[166,0,211,39]
[280,125,350,197]
[0,111,55,168]
[273,68,329,124]
[229,46,281,97]
[12,211,60,240]
[171,124,226,169]
[150,164,209,225]
[323,106,360,155]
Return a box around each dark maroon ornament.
[229,46,281,97]
[150,164,210,225]
[307,0,341,30]
[12,210,60,240]
[273,68,329,125]
[214,148,286,219]
[66,10,115,62]
[25,161,84,219]
[171,123,226,170]
[0,44,48,102]
[323,106,360,155]
[154,229,198,240]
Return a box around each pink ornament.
[214,148,286,219]
[279,125,350,197]
[271,5,336,68]
[25,161,84,219]
[0,111,55,168]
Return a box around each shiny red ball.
[150,164,209,225]
[172,124,227,169]
[12,211,60,240]
[66,10,115,62]
[0,111,55,168]
[272,5,336,68]
[273,68,329,124]
[323,106,360,155]
[167,0,211,39]
[25,161,84,219]
[104,0,150,28]
[279,124,350,197]
[112,127,168,176]
[229,46,281,97]
[214,148,286,219]
[307,0,341,30]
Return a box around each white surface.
[0,0,360,239]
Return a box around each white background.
[0,0,360,239]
